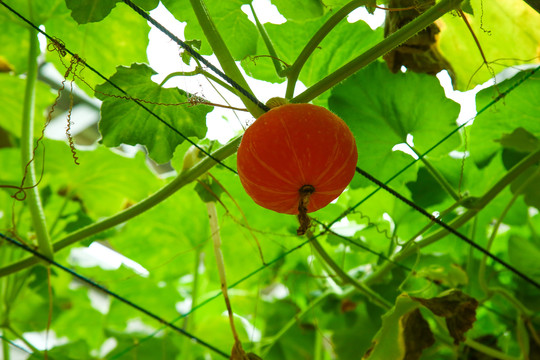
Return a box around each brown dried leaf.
[383,0,455,79]
[402,309,436,360]
[412,290,478,345]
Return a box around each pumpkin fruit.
[237,103,358,233]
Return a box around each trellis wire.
[355,166,540,290]
[0,0,239,175]
[121,0,271,113]
[0,334,37,358]
[0,232,230,359]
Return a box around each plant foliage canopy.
[0,0,539,359]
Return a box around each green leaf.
[39,140,161,218]
[181,39,203,65]
[439,0,540,90]
[0,19,29,74]
[470,69,540,167]
[66,0,159,24]
[161,0,258,61]
[47,339,93,360]
[329,61,461,185]
[45,1,150,96]
[96,63,212,163]
[508,235,540,283]
[242,15,383,91]
[0,74,55,137]
[270,0,324,21]
[406,166,450,208]
[498,127,540,153]
[65,0,118,24]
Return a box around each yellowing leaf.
[439,0,540,90]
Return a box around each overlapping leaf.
[161,0,258,61]
[329,61,461,186]
[45,1,150,95]
[470,69,540,167]
[439,0,540,90]
[65,0,159,24]
[96,63,212,163]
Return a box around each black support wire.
[0,0,240,175]
[0,233,230,359]
[121,0,271,112]
[355,166,540,291]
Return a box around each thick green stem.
[0,136,242,277]
[310,234,392,310]
[249,3,285,77]
[189,0,263,117]
[2,331,10,360]
[291,0,463,103]
[21,28,54,261]
[364,148,540,286]
[285,0,368,99]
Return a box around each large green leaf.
[0,74,55,138]
[329,61,461,185]
[161,0,258,61]
[439,0,540,90]
[241,15,383,91]
[508,235,540,283]
[42,139,161,218]
[45,1,150,95]
[96,63,212,163]
[470,69,540,167]
[65,0,159,24]
[270,0,324,21]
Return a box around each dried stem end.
[297,185,315,236]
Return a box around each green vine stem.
[364,148,540,286]
[189,0,264,118]
[181,249,204,360]
[478,168,538,317]
[160,68,237,95]
[0,136,242,277]
[206,199,243,350]
[464,338,519,360]
[291,0,463,103]
[1,331,9,360]
[21,27,54,261]
[249,3,285,77]
[309,233,392,310]
[285,0,368,99]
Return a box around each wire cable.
[0,232,230,359]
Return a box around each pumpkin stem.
[297,185,315,235]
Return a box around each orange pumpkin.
[237,103,358,217]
